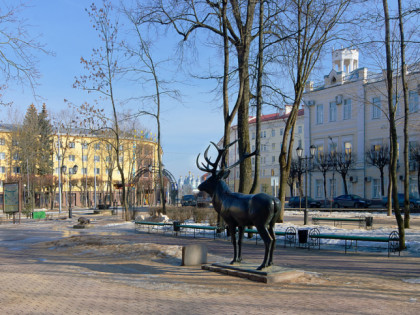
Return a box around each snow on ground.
[142,211,420,257]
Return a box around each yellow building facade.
[0,125,161,209]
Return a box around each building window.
[12,140,18,146]
[0,152,5,160]
[94,143,101,150]
[316,104,324,124]
[260,131,266,138]
[94,168,100,175]
[372,97,381,119]
[316,179,323,198]
[272,156,275,163]
[272,143,275,150]
[94,155,100,162]
[13,153,19,160]
[82,142,88,149]
[271,129,275,137]
[252,132,255,140]
[329,102,337,122]
[82,168,87,175]
[82,155,88,162]
[409,90,419,113]
[280,129,284,136]
[119,156,123,163]
[13,166,21,174]
[343,142,352,154]
[0,166,5,173]
[68,142,75,148]
[0,138,5,145]
[298,126,303,134]
[68,155,75,162]
[343,99,351,120]
[372,179,381,198]
[54,167,59,174]
[106,156,111,162]
[316,145,324,158]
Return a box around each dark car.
[288,196,322,208]
[382,193,420,209]
[333,194,371,208]
[181,195,197,207]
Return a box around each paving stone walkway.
[0,215,419,314]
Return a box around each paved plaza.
[0,212,419,314]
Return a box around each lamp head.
[296,145,303,158]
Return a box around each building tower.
[332,48,359,73]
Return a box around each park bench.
[134,221,173,234]
[239,226,297,248]
[312,216,373,229]
[308,228,400,256]
[175,223,222,239]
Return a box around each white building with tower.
[303,48,420,202]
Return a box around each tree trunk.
[383,0,405,249]
[250,0,264,194]
[398,0,410,228]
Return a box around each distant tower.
[332,48,359,73]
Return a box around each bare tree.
[330,151,355,195]
[365,145,390,198]
[314,153,332,206]
[132,0,261,193]
[410,144,420,198]
[0,2,50,105]
[74,1,130,220]
[273,0,351,222]
[382,0,405,249]
[122,8,181,214]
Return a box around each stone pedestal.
[182,244,208,266]
[202,262,305,283]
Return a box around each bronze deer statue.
[196,141,281,270]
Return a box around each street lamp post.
[62,164,78,219]
[296,144,316,225]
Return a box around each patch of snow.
[403,278,420,284]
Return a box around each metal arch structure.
[131,166,178,205]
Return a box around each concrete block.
[182,244,208,266]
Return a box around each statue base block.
[72,224,93,229]
[202,262,305,283]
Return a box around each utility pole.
[57,132,62,213]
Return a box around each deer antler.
[225,150,257,171]
[196,140,239,174]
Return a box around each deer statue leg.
[229,225,239,264]
[267,225,276,266]
[256,226,274,270]
[237,226,244,262]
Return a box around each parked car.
[181,195,197,207]
[382,193,420,209]
[288,196,322,208]
[333,194,371,208]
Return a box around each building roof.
[248,108,304,124]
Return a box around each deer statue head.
[196,140,254,196]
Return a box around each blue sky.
[1,0,225,181]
